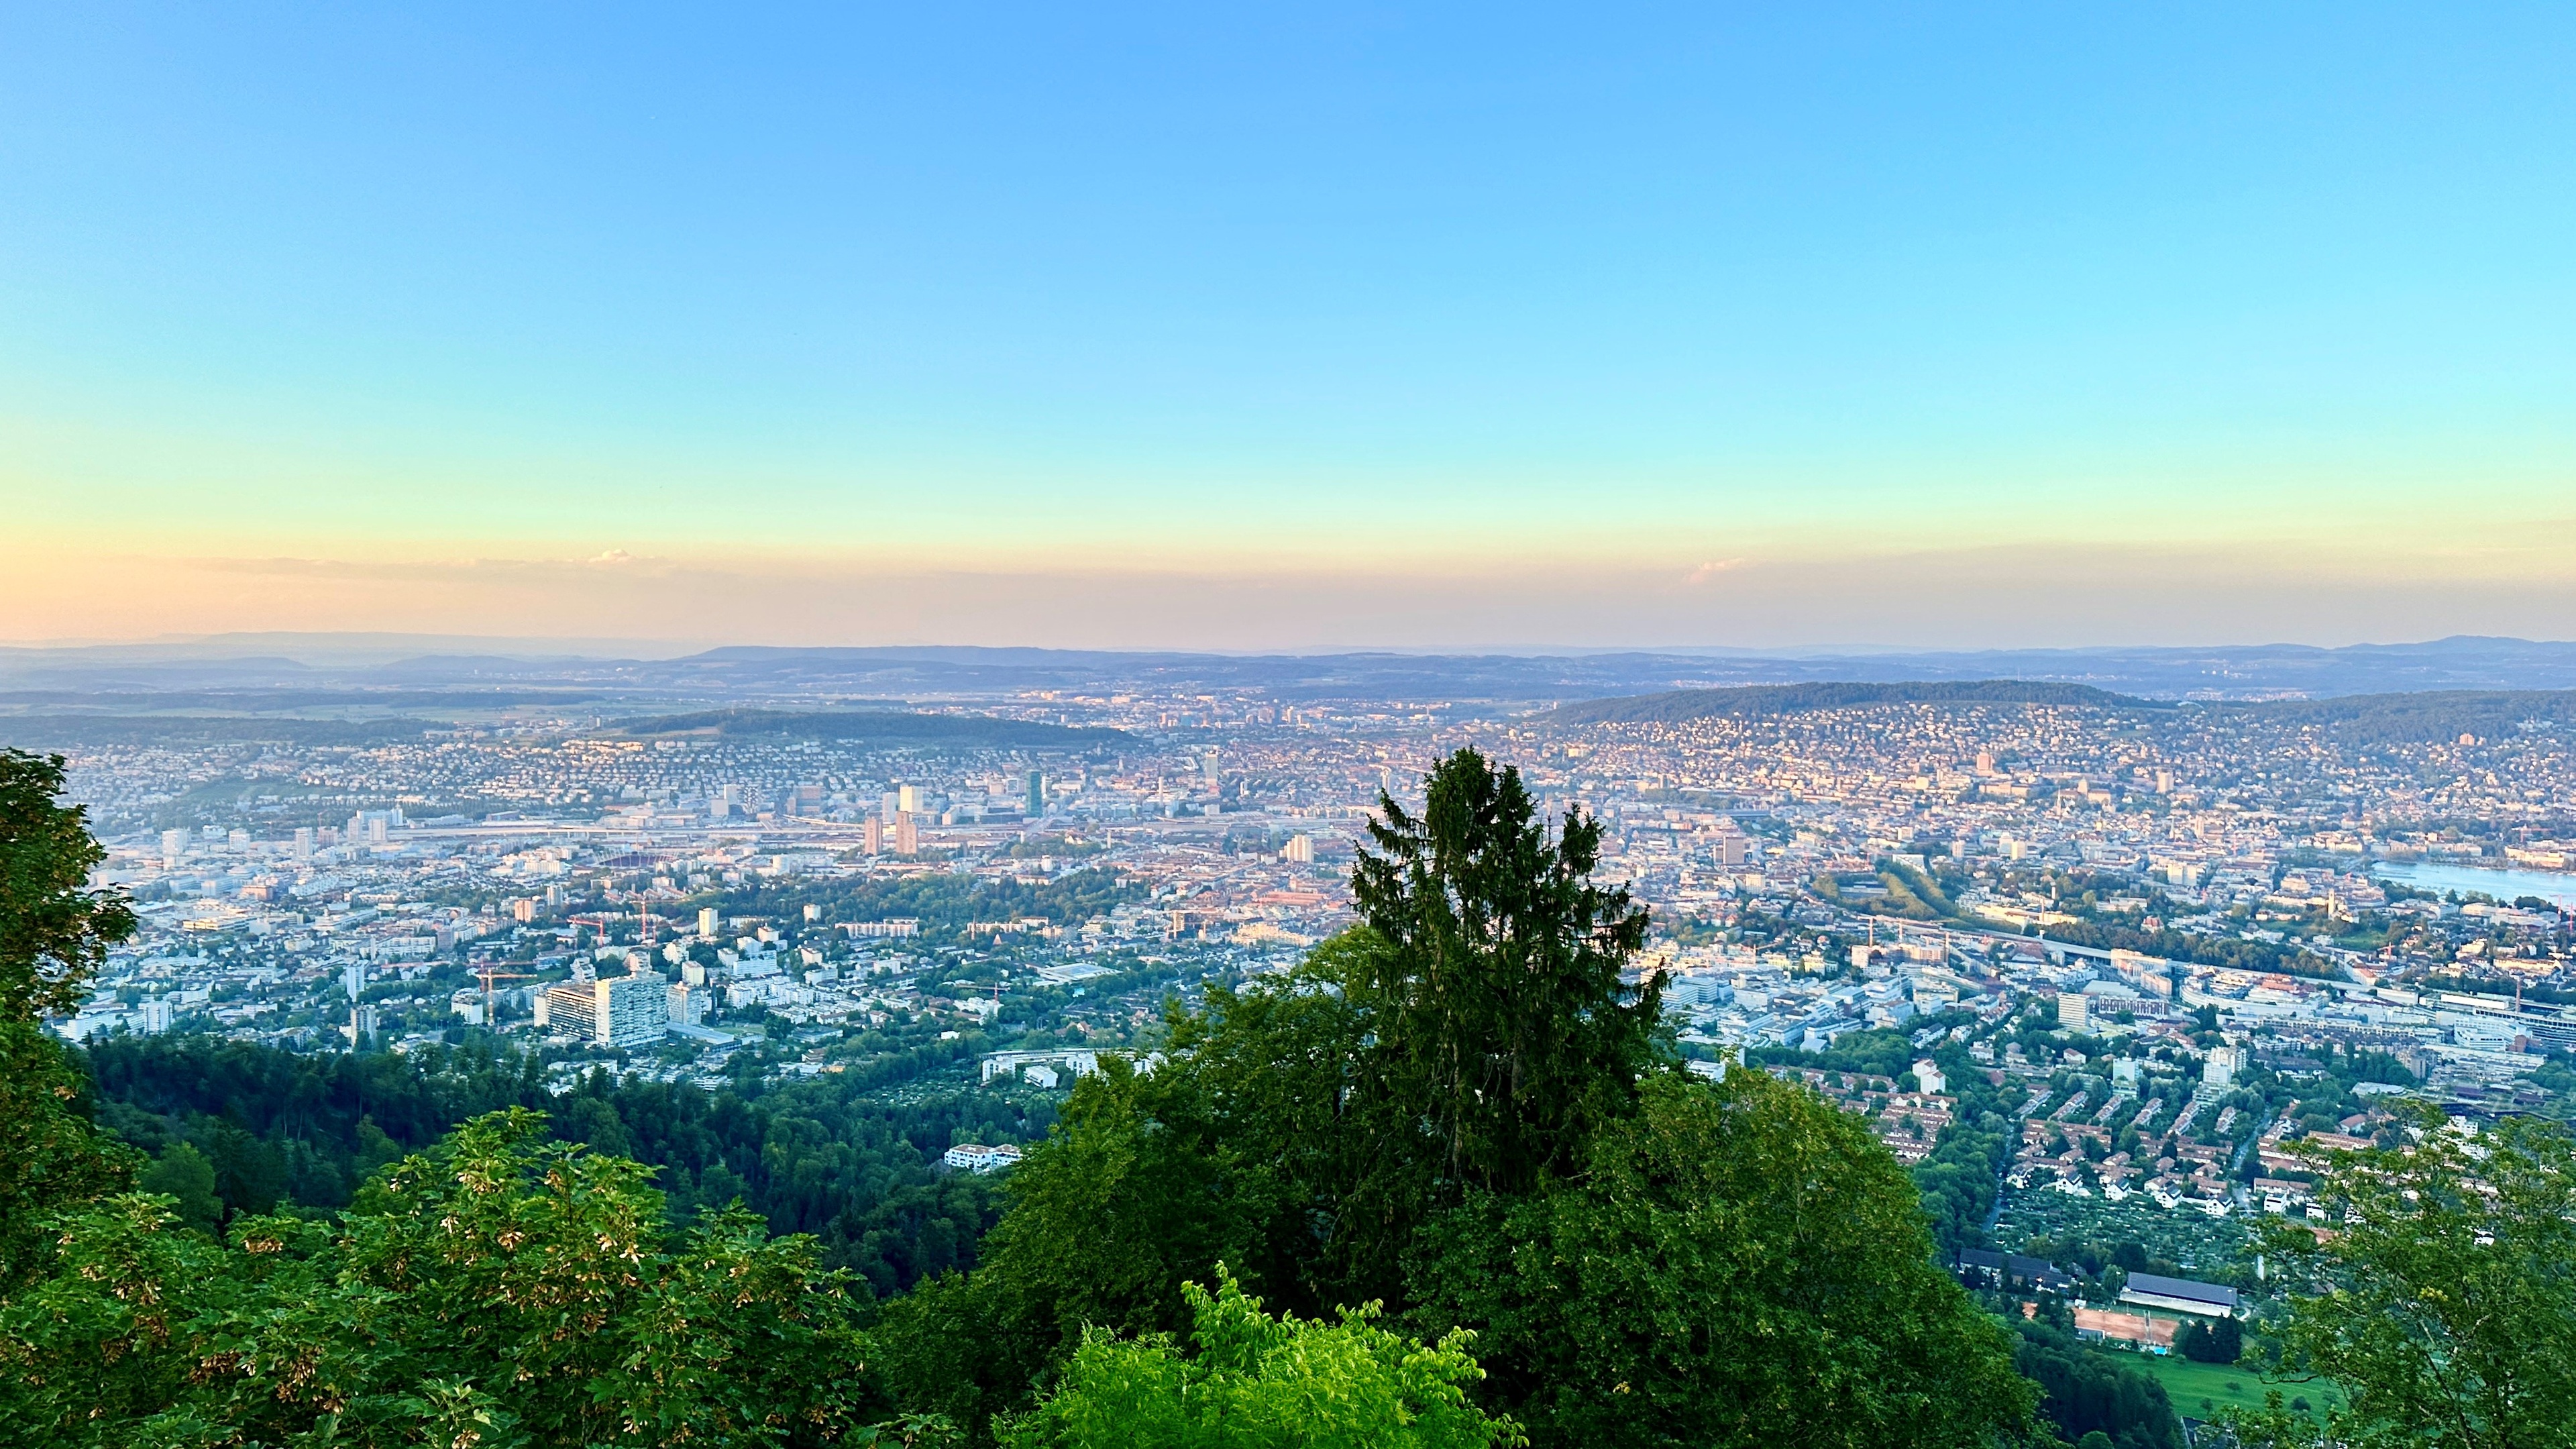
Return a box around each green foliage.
[0,748,137,1021]
[1750,1030,2017,1260]
[2233,1106,2576,1448]
[0,1108,888,1448]
[1407,1071,2033,1449]
[0,1019,136,1289]
[2010,1320,2182,1449]
[1750,1026,1920,1079]
[2178,1316,2242,1364]
[1000,1268,1520,1449]
[84,1032,1018,1293]
[1348,747,1656,1204]
[136,1142,221,1234]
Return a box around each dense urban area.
[16,656,2576,1445]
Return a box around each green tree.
[2231,1105,2576,1448]
[1347,749,1656,1205]
[0,748,136,1020]
[0,1018,135,1288]
[0,751,140,1288]
[1000,1267,1520,1449]
[2178,1316,2242,1365]
[1407,1070,2034,1449]
[1,1108,890,1448]
[136,1141,222,1234]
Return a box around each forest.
[6,745,2573,1448]
[83,1031,1030,1297]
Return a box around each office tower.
[698,906,720,938]
[1026,770,1044,816]
[1202,751,1221,788]
[881,791,899,822]
[368,816,389,844]
[896,812,919,855]
[897,784,923,814]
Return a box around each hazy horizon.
[7,6,2573,647]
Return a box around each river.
[2369,860,2576,910]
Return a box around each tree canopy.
[1001,1269,1519,1449]
[1,747,136,1021]
[2229,1105,2576,1449]
[1,1109,886,1447]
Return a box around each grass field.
[2125,1352,2345,1424]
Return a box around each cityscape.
[19,647,2576,1310]
[7,6,2575,1446]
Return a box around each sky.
[3,3,2573,651]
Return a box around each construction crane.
[472,961,537,1029]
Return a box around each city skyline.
[7,5,2575,646]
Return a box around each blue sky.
[3,3,2572,647]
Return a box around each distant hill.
[612,708,1127,750]
[1546,680,2143,725]
[9,634,2576,703]
[2212,690,2576,746]
[0,714,433,749]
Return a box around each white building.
[541,969,669,1047]
[596,969,669,1047]
[943,1143,1024,1174]
[2203,1044,2245,1088]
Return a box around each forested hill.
[79,1032,1042,1297]
[2208,688,2576,746]
[612,708,1128,749]
[1547,680,2142,724]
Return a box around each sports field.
[2127,1352,2345,1425]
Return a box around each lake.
[2370,860,2576,910]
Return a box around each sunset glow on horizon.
[6,4,2573,649]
